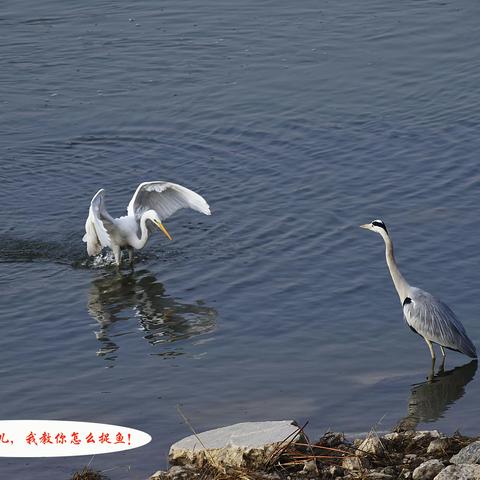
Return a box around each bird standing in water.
[361,219,476,367]
[83,181,211,266]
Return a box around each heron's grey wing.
[403,288,477,358]
[127,181,211,221]
[83,189,115,256]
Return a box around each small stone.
[342,456,364,471]
[412,459,444,480]
[329,465,342,476]
[413,430,441,442]
[318,431,345,447]
[382,466,396,475]
[404,454,418,462]
[434,464,480,480]
[451,441,480,465]
[149,466,199,480]
[356,435,384,456]
[150,471,167,480]
[353,438,363,448]
[365,473,394,480]
[383,432,401,441]
[427,438,450,455]
[301,460,317,474]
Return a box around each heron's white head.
[360,219,389,236]
[144,210,173,241]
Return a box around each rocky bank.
[149,421,480,480]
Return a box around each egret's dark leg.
[128,247,134,268]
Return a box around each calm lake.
[2,0,480,478]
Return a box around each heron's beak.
[360,223,371,230]
[154,220,173,241]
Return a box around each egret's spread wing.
[403,288,477,358]
[83,189,115,256]
[127,181,211,221]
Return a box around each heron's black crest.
[403,297,412,306]
[372,220,388,234]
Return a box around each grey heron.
[83,181,211,266]
[361,219,477,365]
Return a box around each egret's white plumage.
[83,181,211,266]
[361,219,477,365]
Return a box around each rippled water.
[2,0,480,478]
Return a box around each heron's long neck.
[129,215,150,249]
[383,233,410,303]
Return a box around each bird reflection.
[394,360,477,431]
[87,269,217,360]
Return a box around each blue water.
[2,0,480,478]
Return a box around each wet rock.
[169,420,302,469]
[356,435,384,457]
[433,464,480,480]
[451,441,480,465]
[427,438,450,455]
[412,459,444,480]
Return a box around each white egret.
[361,219,477,366]
[83,181,211,266]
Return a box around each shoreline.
[149,425,480,480]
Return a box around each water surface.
[2,0,480,478]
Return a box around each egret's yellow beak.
[360,223,371,229]
[154,220,173,241]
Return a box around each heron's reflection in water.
[395,360,477,431]
[87,269,217,360]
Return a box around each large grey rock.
[434,464,480,480]
[412,459,444,480]
[169,420,301,469]
[451,441,480,465]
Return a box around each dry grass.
[70,467,109,480]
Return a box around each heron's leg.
[424,338,436,361]
[438,346,446,372]
[423,338,436,377]
[128,247,134,268]
[427,363,435,382]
